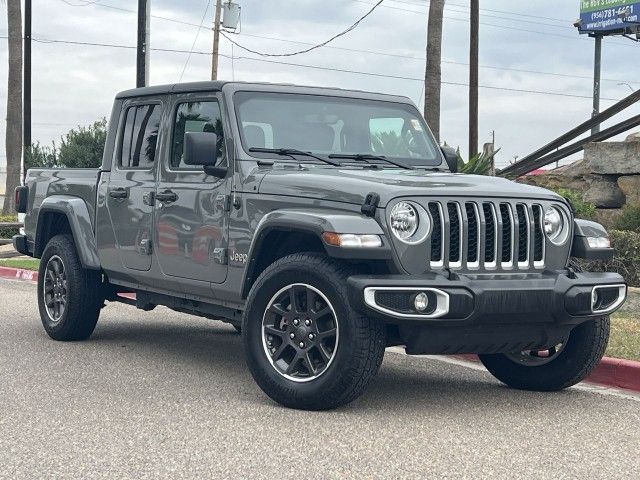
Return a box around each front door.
[105,99,163,272]
[154,94,230,284]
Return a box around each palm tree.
[3,0,22,215]
[469,0,479,158]
[424,0,445,143]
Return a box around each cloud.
[1,0,639,171]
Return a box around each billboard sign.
[580,0,640,33]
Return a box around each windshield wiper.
[249,147,342,167]
[328,153,415,170]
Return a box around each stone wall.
[520,132,640,228]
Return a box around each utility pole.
[211,0,223,80]
[591,34,602,135]
[136,0,150,87]
[469,0,479,158]
[424,0,445,143]
[24,0,32,162]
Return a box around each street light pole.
[211,0,223,80]
[592,34,602,135]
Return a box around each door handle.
[109,188,128,199]
[155,190,178,204]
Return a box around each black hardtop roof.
[115,81,412,103]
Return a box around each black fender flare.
[35,195,101,270]
[241,209,389,298]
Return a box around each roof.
[115,81,413,104]
[116,81,229,99]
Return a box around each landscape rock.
[583,142,640,175]
[583,175,625,209]
[594,208,624,229]
[617,175,640,205]
[626,131,640,142]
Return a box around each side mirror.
[440,146,458,173]
[184,132,227,178]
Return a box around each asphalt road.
[1,279,639,479]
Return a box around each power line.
[232,32,640,86]
[178,0,211,82]
[219,0,385,57]
[55,0,639,84]
[386,0,572,25]
[7,35,623,102]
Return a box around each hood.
[258,167,562,206]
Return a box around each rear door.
[105,98,163,271]
[153,93,230,284]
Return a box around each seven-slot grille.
[427,200,545,270]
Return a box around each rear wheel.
[479,317,609,391]
[37,234,102,341]
[243,253,385,410]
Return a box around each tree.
[23,119,107,173]
[3,0,22,215]
[57,119,107,168]
[469,0,479,158]
[424,0,445,143]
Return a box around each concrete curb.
[1,265,639,394]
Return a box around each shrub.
[0,215,19,239]
[553,188,597,221]
[572,230,640,287]
[456,149,499,175]
[613,204,640,233]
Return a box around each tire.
[479,317,610,391]
[37,234,102,341]
[242,252,386,410]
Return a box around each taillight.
[15,186,28,213]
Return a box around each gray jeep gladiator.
[14,81,627,410]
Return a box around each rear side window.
[171,101,224,169]
[119,104,161,169]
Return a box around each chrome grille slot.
[428,202,443,267]
[447,202,462,267]
[532,205,544,265]
[499,203,514,267]
[516,204,529,266]
[483,203,497,268]
[465,203,480,268]
[426,200,545,271]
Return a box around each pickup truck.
[14,81,627,410]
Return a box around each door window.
[171,101,224,169]
[119,104,161,169]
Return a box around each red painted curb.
[1,265,638,393]
[0,266,38,282]
[454,354,640,394]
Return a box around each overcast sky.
[1,0,639,170]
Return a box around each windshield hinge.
[361,192,380,218]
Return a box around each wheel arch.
[240,209,389,299]
[34,196,101,270]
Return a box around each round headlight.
[390,202,419,241]
[544,206,567,245]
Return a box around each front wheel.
[242,253,385,411]
[479,317,610,391]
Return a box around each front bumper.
[347,270,627,355]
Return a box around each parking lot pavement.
[1,278,639,479]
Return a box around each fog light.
[414,292,429,312]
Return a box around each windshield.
[234,91,442,167]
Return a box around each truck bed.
[23,168,101,237]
